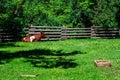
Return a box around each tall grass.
[0,39,120,80]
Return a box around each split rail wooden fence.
[24,26,120,41]
[91,26,120,38]
[26,26,91,41]
[0,26,120,42]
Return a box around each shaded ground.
[0,47,86,68]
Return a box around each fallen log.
[20,74,39,77]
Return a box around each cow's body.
[22,32,45,42]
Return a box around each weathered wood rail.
[28,26,62,41]
[25,26,92,41]
[23,25,120,41]
[0,26,120,42]
[91,26,120,38]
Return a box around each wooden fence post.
[91,26,94,38]
[119,27,120,38]
[61,26,67,40]
[29,25,36,34]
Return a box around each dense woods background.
[1,0,120,29]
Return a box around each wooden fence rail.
[91,26,120,38]
[0,26,120,42]
[24,25,120,41]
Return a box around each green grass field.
[0,39,120,80]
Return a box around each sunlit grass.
[0,39,120,80]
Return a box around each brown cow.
[22,32,45,42]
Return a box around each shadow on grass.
[0,49,86,69]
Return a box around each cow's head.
[22,35,30,42]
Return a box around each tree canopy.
[0,0,120,28]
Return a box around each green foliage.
[90,0,120,27]
[0,0,120,29]
[69,0,93,27]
